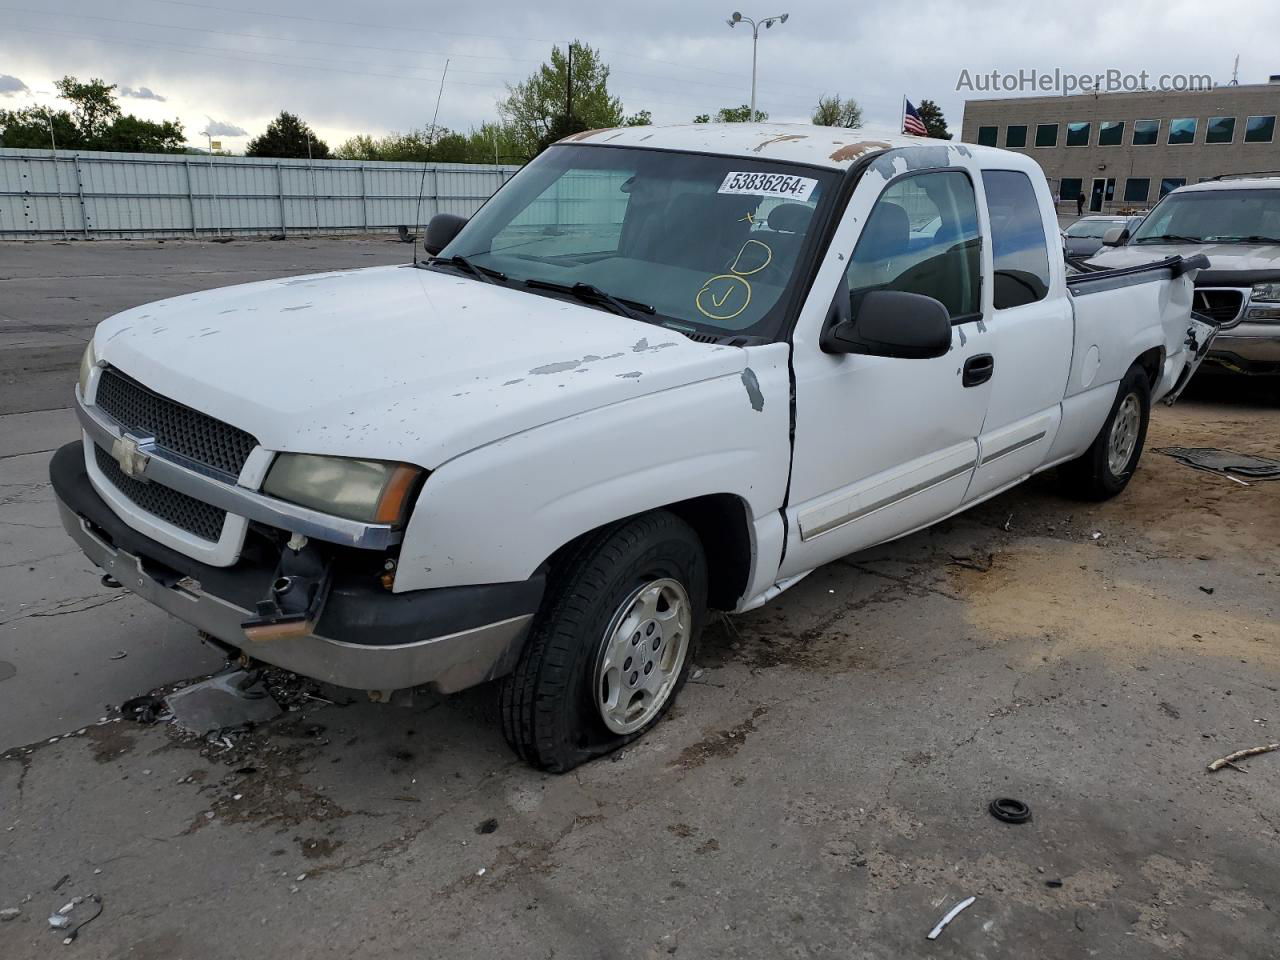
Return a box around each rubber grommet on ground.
[989,797,1032,824]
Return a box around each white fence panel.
[0,147,520,239]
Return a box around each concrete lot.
[1,238,1279,958]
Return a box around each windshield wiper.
[1203,235,1280,244]
[429,254,506,284]
[1133,234,1203,244]
[524,278,656,321]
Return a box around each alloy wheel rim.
[1108,393,1141,475]
[594,578,692,735]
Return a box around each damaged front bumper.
[49,442,542,693]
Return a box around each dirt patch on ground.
[671,704,770,769]
[948,542,1280,668]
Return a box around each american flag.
[903,99,928,137]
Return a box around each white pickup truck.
[53,124,1214,770]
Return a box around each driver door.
[780,166,994,579]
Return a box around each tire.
[499,510,708,772]
[1059,363,1152,501]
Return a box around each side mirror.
[424,213,468,257]
[821,289,952,359]
[1101,226,1128,247]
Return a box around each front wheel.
[499,510,707,772]
[1059,363,1151,500]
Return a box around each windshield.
[1066,219,1125,239]
[435,144,839,339]
[1130,189,1280,244]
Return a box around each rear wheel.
[499,511,707,772]
[1060,363,1151,500]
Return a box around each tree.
[54,76,120,140]
[695,105,769,123]
[811,94,862,128]
[0,75,184,152]
[0,109,82,149]
[97,114,185,153]
[499,41,625,157]
[623,110,652,127]
[336,122,524,164]
[246,111,331,159]
[916,99,952,140]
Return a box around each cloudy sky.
[1,0,1274,151]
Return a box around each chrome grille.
[95,368,258,477]
[1194,289,1245,327]
[94,443,227,542]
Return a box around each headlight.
[78,341,97,397]
[1250,282,1280,303]
[263,454,423,525]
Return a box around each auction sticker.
[718,171,817,201]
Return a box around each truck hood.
[1087,242,1280,282]
[94,264,744,468]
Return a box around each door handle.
[963,354,994,387]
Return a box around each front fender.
[393,343,792,592]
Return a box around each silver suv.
[1088,176,1280,374]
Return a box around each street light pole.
[726,11,789,119]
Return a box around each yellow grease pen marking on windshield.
[694,236,773,322]
[729,239,773,276]
[696,275,752,321]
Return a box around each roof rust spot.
[829,140,892,163]
[559,127,614,143]
[752,133,808,153]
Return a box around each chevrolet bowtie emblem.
[111,434,152,480]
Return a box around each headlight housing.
[78,341,97,397]
[263,454,423,525]
[1250,282,1280,303]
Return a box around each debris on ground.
[1156,446,1280,482]
[0,907,20,921]
[476,818,499,835]
[120,695,166,725]
[948,553,994,573]
[1199,586,1215,595]
[1207,742,1280,772]
[926,895,976,940]
[165,669,283,734]
[108,650,128,661]
[988,797,1033,824]
[47,895,103,944]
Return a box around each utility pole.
[566,42,574,121]
[726,12,789,119]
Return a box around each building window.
[1098,121,1124,146]
[1133,120,1160,146]
[1245,116,1276,143]
[1059,178,1083,201]
[1206,117,1235,144]
[977,126,999,147]
[1123,178,1151,203]
[1005,125,1027,148]
[1168,118,1197,145]
[1035,123,1058,147]
[1065,122,1090,147]
[1160,178,1186,197]
[982,171,1050,309]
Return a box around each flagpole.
[901,95,907,135]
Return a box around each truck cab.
[51,124,1212,770]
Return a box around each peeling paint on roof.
[753,133,808,153]
[829,140,892,163]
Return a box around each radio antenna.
[412,58,450,266]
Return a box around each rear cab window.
[981,170,1051,308]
